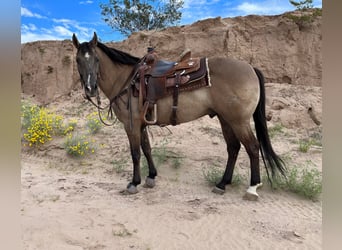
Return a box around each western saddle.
[133,47,210,125]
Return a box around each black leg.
[125,128,142,193]
[245,140,261,186]
[141,127,157,179]
[233,124,261,186]
[215,117,241,191]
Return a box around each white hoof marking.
[243,183,263,201]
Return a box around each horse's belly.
[155,88,212,125]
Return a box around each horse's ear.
[72,33,80,48]
[90,32,98,46]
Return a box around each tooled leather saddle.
[133,48,211,125]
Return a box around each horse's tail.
[253,67,286,180]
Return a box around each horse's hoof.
[126,183,139,194]
[243,183,263,201]
[143,177,155,188]
[243,192,259,201]
[212,186,225,195]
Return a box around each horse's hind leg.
[232,123,263,200]
[141,127,157,188]
[212,116,241,194]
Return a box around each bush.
[64,133,96,157]
[269,164,322,201]
[86,112,103,134]
[21,102,64,147]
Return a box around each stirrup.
[143,102,157,125]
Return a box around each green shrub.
[269,123,285,138]
[202,167,244,186]
[267,164,322,201]
[111,159,127,173]
[202,167,224,186]
[298,139,312,152]
[86,112,103,134]
[286,167,322,200]
[64,133,96,157]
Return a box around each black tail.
[253,68,286,180]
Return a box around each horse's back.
[208,57,258,84]
[207,57,260,122]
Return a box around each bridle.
[79,45,146,129]
[80,61,117,126]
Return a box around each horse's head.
[72,32,99,98]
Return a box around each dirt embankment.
[21,10,321,104]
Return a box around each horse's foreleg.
[141,127,157,188]
[125,129,142,194]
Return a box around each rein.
[84,92,117,127]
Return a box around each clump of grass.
[266,164,322,201]
[287,167,322,200]
[298,137,322,153]
[269,123,285,139]
[308,127,322,147]
[202,167,245,186]
[171,156,182,169]
[111,159,127,173]
[153,138,169,165]
[85,112,103,134]
[298,139,312,152]
[150,138,184,169]
[112,228,132,237]
[21,101,64,147]
[140,148,183,177]
[64,132,96,157]
[232,173,244,186]
[202,167,224,186]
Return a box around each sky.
[21,0,322,44]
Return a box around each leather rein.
[84,92,117,126]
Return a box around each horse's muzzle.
[84,83,98,98]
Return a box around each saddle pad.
[165,57,209,92]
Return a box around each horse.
[72,32,286,200]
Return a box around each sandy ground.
[21,83,322,250]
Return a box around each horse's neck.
[96,48,134,100]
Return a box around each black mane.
[97,42,140,65]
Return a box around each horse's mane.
[97,42,140,65]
